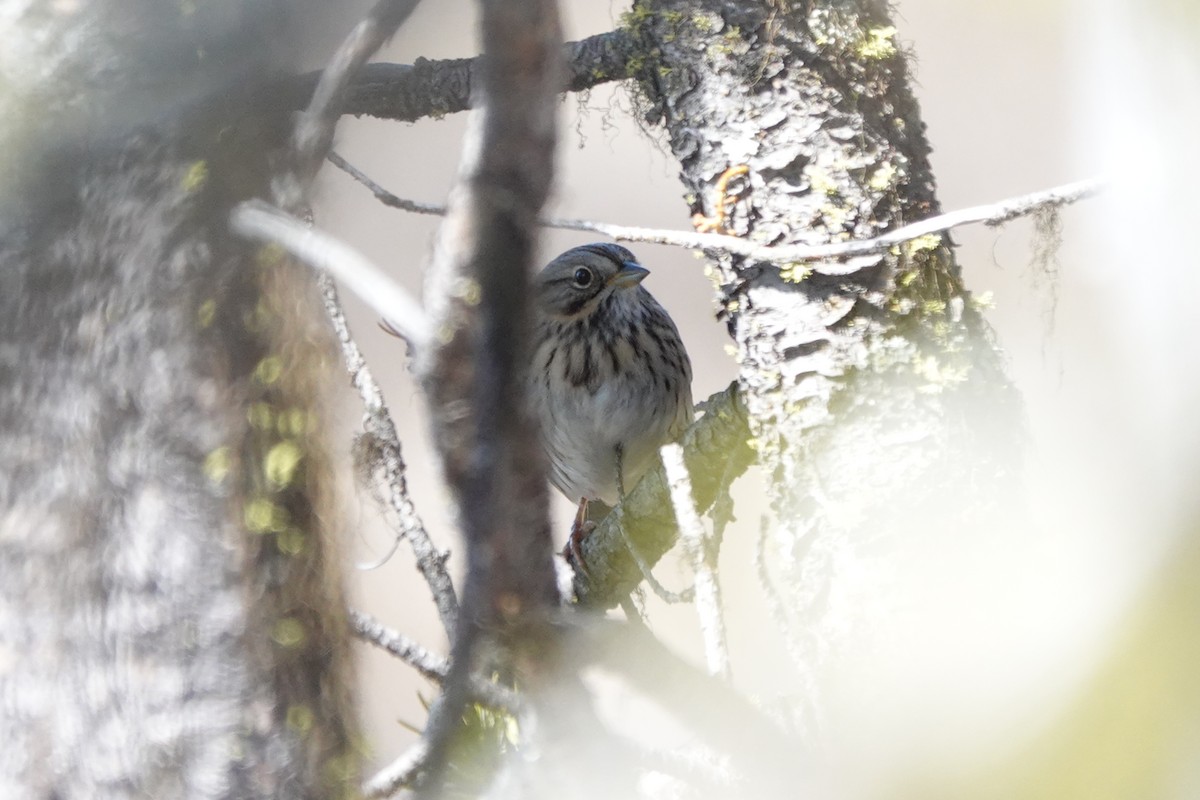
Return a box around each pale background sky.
[310,1,1200,795]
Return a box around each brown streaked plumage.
[529,243,693,508]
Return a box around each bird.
[528,243,693,561]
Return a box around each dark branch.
[290,29,634,123]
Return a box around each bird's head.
[534,243,650,320]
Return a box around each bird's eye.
[572,267,594,288]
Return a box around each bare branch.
[351,609,452,682]
[363,740,429,799]
[545,178,1106,269]
[316,274,459,633]
[329,160,1102,275]
[330,151,447,216]
[230,201,430,351]
[662,443,730,681]
[350,610,518,712]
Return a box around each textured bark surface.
[627,0,1022,717]
[0,3,359,797]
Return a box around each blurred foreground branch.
[413,0,564,793]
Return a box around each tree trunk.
[0,3,359,796]
[630,0,1022,724]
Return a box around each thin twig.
[318,276,459,634]
[330,151,448,215]
[230,200,430,351]
[350,609,452,682]
[329,157,1103,274]
[662,443,730,681]
[350,610,518,712]
[363,740,429,798]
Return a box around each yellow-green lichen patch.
[858,26,898,60]
[197,298,217,328]
[970,291,996,311]
[244,496,289,534]
[804,164,839,196]
[253,356,283,386]
[203,446,232,485]
[913,354,971,394]
[867,161,898,191]
[181,160,208,192]
[903,233,943,255]
[264,440,304,490]
[276,407,311,438]
[254,243,286,268]
[780,262,813,283]
[248,401,275,431]
[277,527,307,556]
[286,703,315,734]
[272,617,307,648]
[453,277,482,307]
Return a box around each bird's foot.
[563,498,597,578]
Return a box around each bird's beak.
[607,263,650,289]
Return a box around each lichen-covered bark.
[628,0,1022,717]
